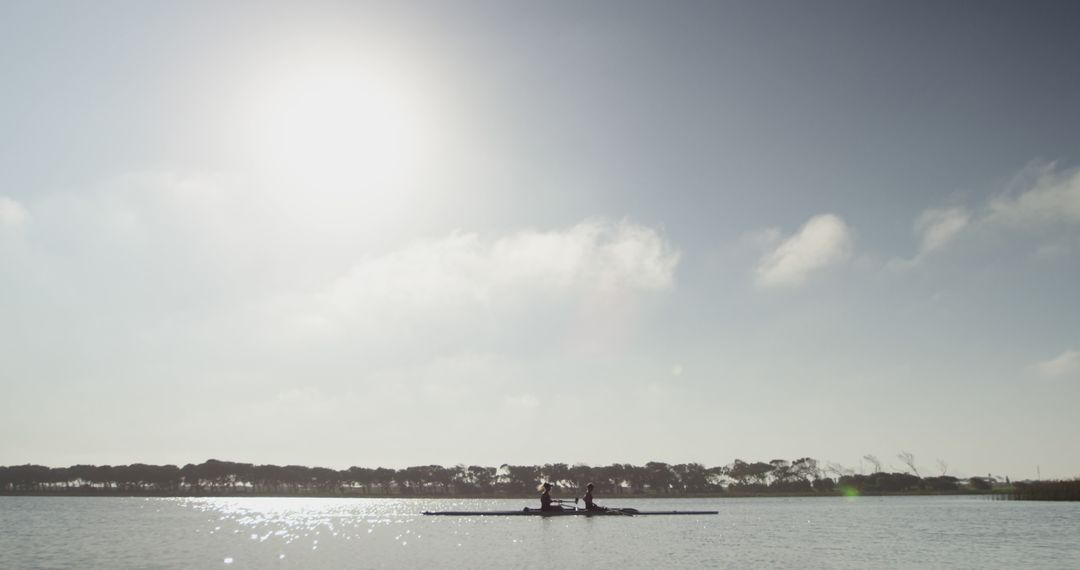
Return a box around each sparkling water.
[2,495,1078,568]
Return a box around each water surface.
[2,496,1077,568]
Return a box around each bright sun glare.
[249,62,425,191]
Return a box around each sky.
[2,0,1079,479]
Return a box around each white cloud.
[2,166,680,364]
[916,208,969,254]
[0,196,28,229]
[271,218,681,347]
[987,163,1080,227]
[1,171,681,412]
[754,214,853,287]
[1037,349,1079,378]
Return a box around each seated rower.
[582,482,606,511]
[539,482,563,511]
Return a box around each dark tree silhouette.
[1,456,1019,498]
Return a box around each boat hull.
[422,508,718,517]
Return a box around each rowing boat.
[423,508,718,517]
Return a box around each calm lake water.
[2,495,1078,568]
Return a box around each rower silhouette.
[583,482,606,511]
[539,482,563,511]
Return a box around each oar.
[551,498,578,510]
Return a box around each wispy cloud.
[899,162,1080,266]
[987,162,1080,227]
[754,214,853,287]
[887,207,971,270]
[916,208,970,255]
[1037,349,1079,378]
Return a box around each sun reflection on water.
[167,497,425,565]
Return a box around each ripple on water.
[2,496,1079,569]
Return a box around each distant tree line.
[1010,480,1080,501]
[0,457,1003,497]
